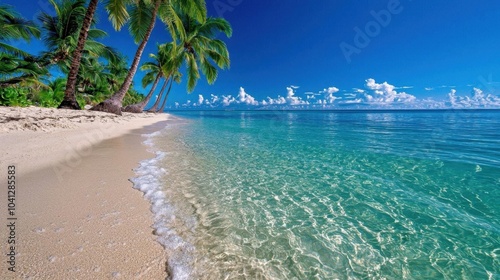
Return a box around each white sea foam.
[131,129,195,280]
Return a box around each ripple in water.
[140,111,500,279]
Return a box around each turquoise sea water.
[135,110,500,279]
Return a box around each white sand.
[0,106,170,279]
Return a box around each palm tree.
[147,69,181,112]
[146,14,232,112]
[104,54,129,93]
[145,42,182,112]
[91,0,206,115]
[177,16,232,93]
[123,42,181,113]
[0,4,40,58]
[38,0,118,71]
[0,5,43,87]
[0,53,48,88]
[146,78,170,112]
[76,56,107,94]
[58,0,98,109]
[122,51,165,113]
[156,72,181,112]
[75,52,130,105]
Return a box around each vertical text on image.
[6,165,17,273]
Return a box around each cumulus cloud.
[447,88,500,108]
[305,92,320,100]
[343,98,363,104]
[197,94,204,105]
[171,80,500,110]
[319,87,340,104]
[237,87,259,105]
[363,78,416,104]
[285,87,308,105]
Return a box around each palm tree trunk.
[156,77,174,113]
[58,0,99,110]
[122,73,162,113]
[147,78,169,112]
[91,0,161,115]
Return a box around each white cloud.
[448,89,458,106]
[172,80,500,110]
[320,87,340,104]
[263,86,308,106]
[266,95,286,105]
[448,88,500,108]
[209,94,219,104]
[221,95,236,106]
[439,85,456,88]
[343,98,363,104]
[424,87,434,91]
[363,78,416,104]
[322,87,339,94]
[285,87,308,105]
[305,92,319,100]
[237,87,259,105]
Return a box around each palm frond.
[198,17,232,38]
[128,0,154,44]
[205,49,230,69]
[0,9,41,41]
[104,0,132,30]
[185,53,200,92]
[158,2,186,42]
[173,0,206,23]
[141,71,157,88]
[200,57,217,84]
[0,42,32,58]
[87,28,108,39]
[140,61,160,71]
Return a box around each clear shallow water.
[135,110,500,279]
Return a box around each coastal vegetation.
[0,0,231,114]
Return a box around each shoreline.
[0,106,170,279]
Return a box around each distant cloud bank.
[172,78,500,110]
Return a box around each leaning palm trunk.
[156,78,174,113]
[147,78,169,112]
[58,0,99,110]
[122,73,162,113]
[91,0,161,115]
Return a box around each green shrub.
[0,87,32,107]
[36,88,64,107]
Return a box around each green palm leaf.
[129,0,155,44]
[0,42,32,58]
[104,0,133,30]
[186,53,200,92]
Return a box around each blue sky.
[4,0,500,109]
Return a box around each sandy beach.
[0,106,169,279]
